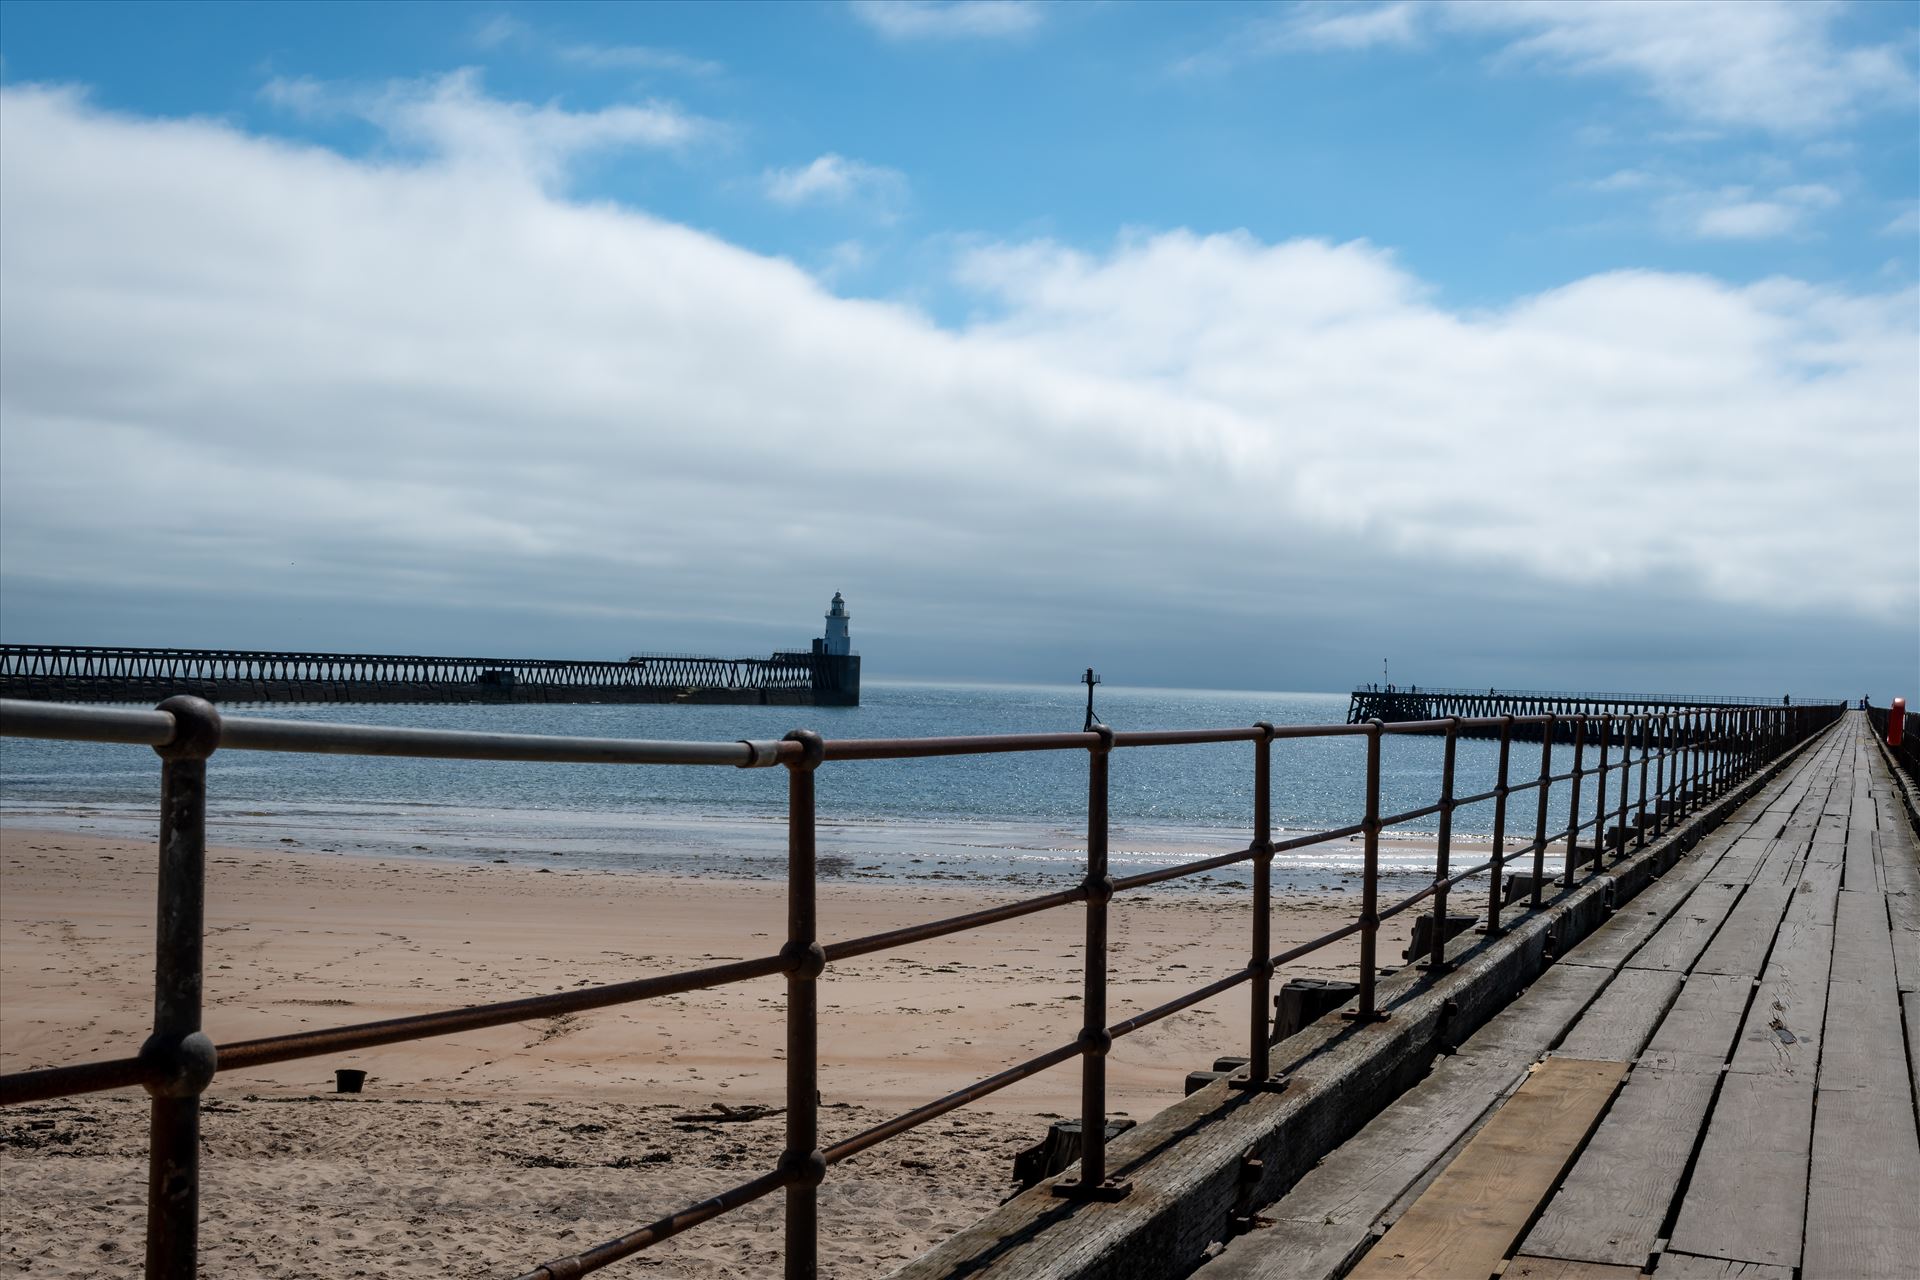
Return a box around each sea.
[0,681,1632,895]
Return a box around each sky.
[0,0,1916,697]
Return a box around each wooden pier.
[1199,711,1918,1280]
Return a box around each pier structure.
[0,595,860,707]
[1190,711,1919,1280]
[1349,684,1844,742]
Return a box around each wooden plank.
[1624,882,1743,975]
[1666,1073,1814,1268]
[1506,1256,1643,1280]
[1559,865,1731,972]
[1803,1084,1920,1278]
[1349,1058,1627,1280]
[1691,886,1791,978]
[1519,1067,1720,1268]
[1552,968,1683,1063]
[1203,1051,1530,1280]
[1749,838,1804,887]
[1652,1252,1792,1279]
[1465,963,1611,1058]
[1842,827,1879,892]
[1894,925,1919,996]
[1780,860,1839,928]
[1636,973,1754,1071]
[1727,920,1833,1081]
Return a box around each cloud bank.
[0,84,1913,684]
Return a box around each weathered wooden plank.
[1842,827,1880,892]
[1652,1252,1792,1279]
[1551,968,1683,1063]
[1749,838,1804,887]
[1506,1256,1643,1280]
[1727,920,1833,1081]
[1519,1067,1720,1268]
[1200,1051,1529,1280]
[1348,1058,1627,1280]
[1623,882,1743,975]
[1803,1084,1920,1278]
[1816,889,1908,1093]
[1780,859,1840,927]
[1465,964,1611,1057]
[1557,851,1737,972]
[1637,973,1753,1072]
[1665,1073,1814,1268]
[1691,886,1792,978]
[1894,926,1919,996]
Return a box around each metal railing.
[0,696,1841,1279]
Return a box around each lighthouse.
[824,592,852,656]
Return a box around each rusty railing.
[0,695,1841,1278]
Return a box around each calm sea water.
[1,682,1630,890]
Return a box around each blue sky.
[1,1,1916,694]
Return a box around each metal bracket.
[1051,1178,1133,1201]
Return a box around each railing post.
[1344,720,1389,1023]
[1236,723,1285,1090]
[1562,718,1587,890]
[780,729,826,1279]
[144,696,221,1280]
[1425,717,1460,971]
[1055,724,1128,1198]
[1634,715,1651,848]
[1485,715,1513,935]
[1530,714,1553,910]
[1592,716,1612,870]
[1613,715,1632,861]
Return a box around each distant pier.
[0,594,861,707]
[1348,684,1843,742]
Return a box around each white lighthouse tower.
[824,592,852,656]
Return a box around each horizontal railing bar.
[1274,822,1365,853]
[1379,801,1445,827]
[0,700,176,746]
[822,731,1099,760]
[1377,879,1439,922]
[1110,844,1258,892]
[0,1054,154,1107]
[219,717,789,767]
[1110,727,1261,748]
[1107,968,1250,1038]
[1440,856,1500,891]
[217,955,788,1072]
[1453,787,1501,806]
[823,886,1088,963]
[1270,917,1366,968]
[514,1167,791,1280]
[823,1040,1084,1166]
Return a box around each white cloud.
[1199,1,1913,134]
[1588,168,1659,193]
[1885,205,1920,238]
[0,84,1913,646]
[1274,1,1423,52]
[555,43,724,77]
[261,68,712,189]
[1449,0,1916,133]
[1673,183,1842,240]
[849,1,1042,41]
[763,153,908,212]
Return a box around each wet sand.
[1,825,1487,1276]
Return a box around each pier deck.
[1199,712,1919,1280]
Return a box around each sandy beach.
[1,825,1486,1277]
